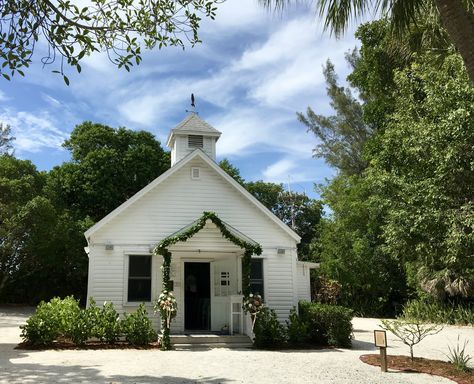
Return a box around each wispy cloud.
[0,109,68,153]
[0,89,9,102]
[0,0,361,191]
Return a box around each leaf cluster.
[48,121,170,222]
[0,0,221,82]
[154,211,262,256]
[381,318,442,360]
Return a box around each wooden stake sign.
[374,330,388,372]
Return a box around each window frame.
[249,258,265,300]
[126,254,152,303]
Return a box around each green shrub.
[402,299,474,325]
[20,304,61,346]
[286,308,309,345]
[122,304,157,346]
[89,299,121,343]
[299,301,353,347]
[20,296,85,346]
[253,307,287,348]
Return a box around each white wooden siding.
[87,157,300,329]
[296,263,311,302]
[173,136,216,165]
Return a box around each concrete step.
[170,334,253,349]
[173,342,253,350]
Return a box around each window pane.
[247,259,264,299]
[250,282,264,298]
[128,279,151,302]
[250,259,263,279]
[129,255,151,277]
[128,255,151,302]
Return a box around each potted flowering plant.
[153,290,177,350]
[243,293,264,331]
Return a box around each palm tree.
[260,0,474,83]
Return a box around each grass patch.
[360,354,473,384]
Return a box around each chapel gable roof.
[84,149,301,243]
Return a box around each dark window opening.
[249,258,264,300]
[128,255,151,302]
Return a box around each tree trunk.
[435,0,474,83]
[410,345,414,362]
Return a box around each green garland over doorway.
[153,211,262,350]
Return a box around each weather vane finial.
[186,93,198,114]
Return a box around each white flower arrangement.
[153,290,177,329]
[243,293,264,331]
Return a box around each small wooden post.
[374,330,388,372]
[380,346,387,372]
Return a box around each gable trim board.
[84,149,301,243]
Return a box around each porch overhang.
[166,217,260,249]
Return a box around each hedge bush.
[286,308,309,345]
[88,299,122,343]
[20,296,81,346]
[298,301,353,347]
[122,304,157,345]
[253,307,287,348]
[20,297,156,347]
[252,302,353,349]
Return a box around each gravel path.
[1,307,472,383]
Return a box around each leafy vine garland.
[154,211,262,350]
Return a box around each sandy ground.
[1,307,473,383]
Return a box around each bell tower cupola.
[167,113,222,166]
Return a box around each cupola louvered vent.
[188,135,203,148]
[191,167,200,179]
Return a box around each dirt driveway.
[1,307,472,383]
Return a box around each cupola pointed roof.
[166,113,221,147]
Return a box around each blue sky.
[0,1,366,198]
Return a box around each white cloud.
[2,1,361,182]
[263,158,296,180]
[0,89,9,102]
[41,93,61,107]
[208,0,268,30]
[261,154,336,185]
[0,109,68,153]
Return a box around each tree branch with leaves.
[381,319,443,361]
[0,0,221,83]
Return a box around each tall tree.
[260,0,474,82]
[301,20,415,315]
[367,52,474,300]
[0,155,93,303]
[0,156,44,297]
[48,122,170,221]
[0,0,220,82]
[298,60,372,176]
[219,160,323,259]
[317,174,407,316]
[219,159,245,185]
[0,123,14,155]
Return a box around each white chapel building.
[84,113,318,336]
